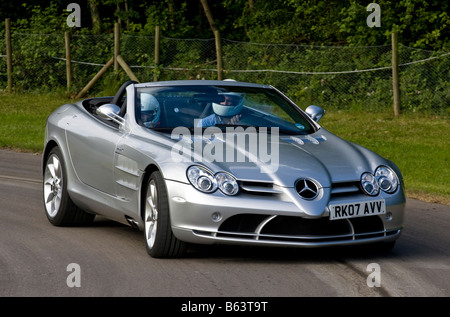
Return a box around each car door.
[65,112,123,196]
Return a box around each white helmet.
[212,92,244,117]
[141,93,160,128]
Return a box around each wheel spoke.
[43,154,63,218]
[53,156,61,178]
[145,180,159,249]
[47,161,56,179]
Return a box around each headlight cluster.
[187,165,239,196]
[361,166,399,196]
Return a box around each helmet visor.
[141,110,157,122]
[221,94,242,106]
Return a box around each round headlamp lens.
[375,166,398,193]
[187,166,217,193]
[361,172,379,196]
[215,172,239,196]
[198,176,213,191]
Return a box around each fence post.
[114,23,120,71]
[117,55,139,82]
[75,57,114,99]
[65,31,72,92]
[391,32,401,116]
[154,25,160,82]
[214,30,223,80]
[5,18,12,93]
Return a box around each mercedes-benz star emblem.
[296,178,319,200]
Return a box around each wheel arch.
[140,163,161,221]
[42,140,60,175]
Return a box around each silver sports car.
[43,80,405,258]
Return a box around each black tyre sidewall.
[145,171,186,258]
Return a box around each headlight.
[215,172,239,196]
[375,166,398,193]
[361,172,379,196]
[187,166,217,193]
[187,166,239,196]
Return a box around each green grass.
[0,92,449,205]
[321,110,449,205]
[0,92,72,152]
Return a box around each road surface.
[1,149,449,300]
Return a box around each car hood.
[168,127,386,188]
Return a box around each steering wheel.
[112,80,138,117]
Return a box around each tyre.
[43,147,95,226]
[144,171,187,258]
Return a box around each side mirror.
[305,105,325,123]
[96,104,124,125]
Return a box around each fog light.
[386,212,393,221]
[211,212,222,222]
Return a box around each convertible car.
[43,80,405,258]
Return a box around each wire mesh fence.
[0,30,448,115]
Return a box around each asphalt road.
[1,149,449,299]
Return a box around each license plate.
[329,199,386,220]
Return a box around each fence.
[1,24,449,115]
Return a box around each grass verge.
[322,110,449,205]
[0,92,449,205]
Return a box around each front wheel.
[43,147,94,226]
[144,171,187,258]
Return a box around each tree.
[336,0,449,50]
[88,0,101,33]
[1,0,447,50]
[199,0,217,33]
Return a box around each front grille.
[238,181,282,195]
[331,181,363,197]
[219,214,269,233]
[238,180,366,198]
[205,214,387,244]
[261,215,351,237]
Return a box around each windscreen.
[135,85,315,135]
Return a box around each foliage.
[222,40,448,114]
[336,0,449,51]
[0,1,448,114]
[0,1,447,50]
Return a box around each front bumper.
[166,180,405,248]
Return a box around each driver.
[197,92,244,127]
[140,93,161,128]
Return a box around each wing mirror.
[96,104,125,125]
[305,105,325,123]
